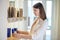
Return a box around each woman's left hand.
[12,33,22,39]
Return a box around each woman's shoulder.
[44,19,48,24]
[43,19,48,27]
[39,18,48,22]
[38,19,48,25]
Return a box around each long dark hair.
[33,3,47,20]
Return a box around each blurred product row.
[8,7,23,18]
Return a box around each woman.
[13,2,48,40]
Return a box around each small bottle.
[12,28,17,34]
[7,28,11,37]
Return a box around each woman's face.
[33,8,40,17]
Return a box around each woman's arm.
[17,30,29,35]
[20,33,32,39]
[13,33,32,39]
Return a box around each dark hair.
[33,2,47,20]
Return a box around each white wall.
[15,0,24,9]
[0,0,9,40]
[51,0,60,40]
[57,0,60,40]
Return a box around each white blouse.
[31,19,48,40]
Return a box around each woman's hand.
[12,33,22,39]
[12,32,25,39]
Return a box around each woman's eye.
[34,10,36,11]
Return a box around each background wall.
[0,0,9,40]
[51,0,60,40]
[57,0,60,40]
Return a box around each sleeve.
[31,20,48,40]
[32,28,46,40]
